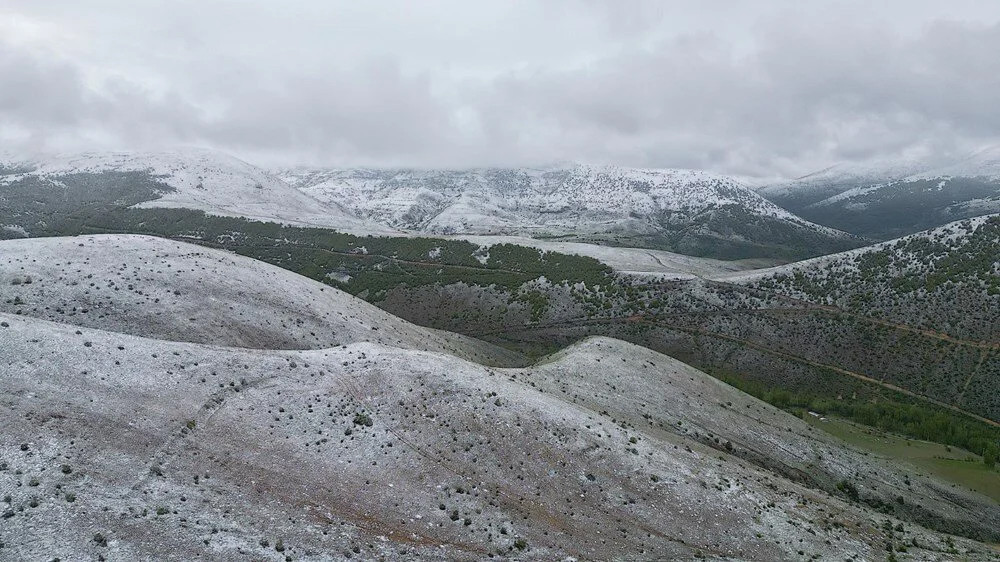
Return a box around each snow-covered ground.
[1,148,398,235]
[0,234,522,365]
[1,314,994,559]
[0,234,996,559]
[452,233,766,278]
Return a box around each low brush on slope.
[1,315,997,560]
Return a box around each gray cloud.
[2,1,1000,176]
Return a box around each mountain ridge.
[0,148,396,235]
[759,148,1000,238]
[279,163,862,260]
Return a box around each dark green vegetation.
[766,176,1000,239]
[380,270,1000,433]
[714,369,1000,467]
[0,171,174,237]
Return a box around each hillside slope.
[281,165,861,260]
[0,149,393,234]
[725,215,1000,342]
[761,148,1000,238]
[2,314,997,560]
[530,338,1000,537]
[709,215,1000,421]
[0,234,522,366]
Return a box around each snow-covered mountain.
[278,164,860,259]
[760,147,1000,238]
[1,149,861,259]
[0,148,395,234]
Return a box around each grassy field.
[804,414,1000,503]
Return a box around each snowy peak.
[5,148,282,195]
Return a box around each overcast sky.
[2,1,1000,177]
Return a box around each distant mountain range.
[7,146,1000,260]
[1,149,863,260]
[279,164,861,259]
[759,147,1000,239]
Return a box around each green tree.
[984,444,999,469]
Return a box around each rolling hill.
[729,214,1000,342]
[1,235,997,560]
[0,149,393,235]
[0,234,522,366]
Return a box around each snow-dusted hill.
[453,233,775,278]
[1,233,998,559]
[716,214,998,283]
[0,234,521,365]
[717,214,1000,359]
[279,164,861,259]
[279,165,797,232]
[2,315,996,560]
[760,147,1000,238]
[0,149,395,235]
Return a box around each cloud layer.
[2,1,999,176]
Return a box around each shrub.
[837,480,860,501]
[985,444,998,468]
